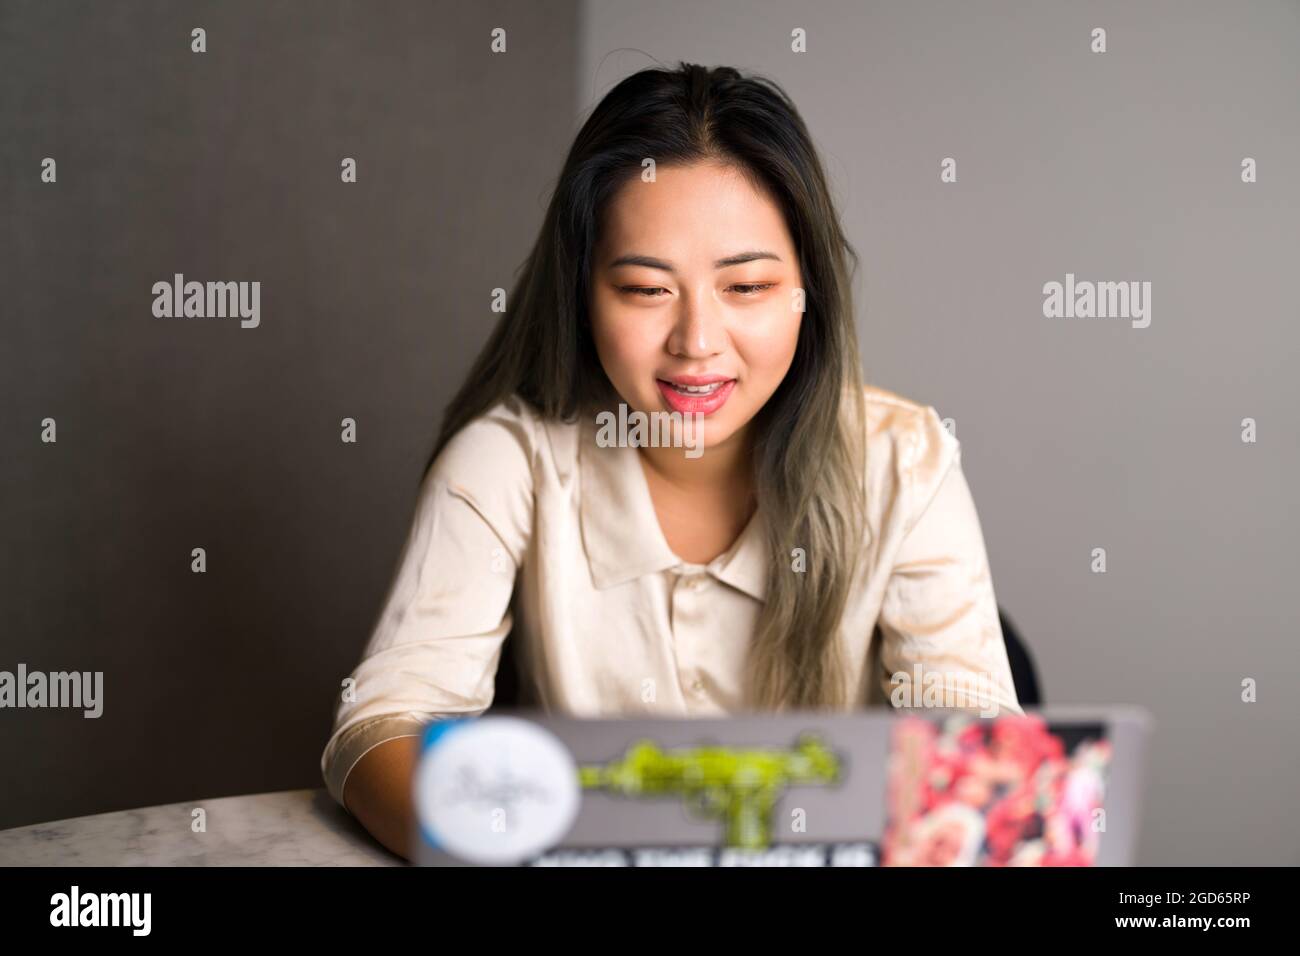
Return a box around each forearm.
[341,735,422,862]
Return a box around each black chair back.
[999,608,1041,707]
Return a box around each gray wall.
[0,0,578,829]
[581,0,1300,865]
[2,0,1296,868]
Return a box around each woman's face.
[589,161,803,455]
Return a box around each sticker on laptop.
[413,716,581,865]
[882,713,1112,866]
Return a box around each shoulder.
[859,383,962,529]
[431,393,543,484]
[422,394,558,549]
[429,393,583,502]
[861,383,957,463]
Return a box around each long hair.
[427,62,866,711]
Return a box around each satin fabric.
[321,384,1022,807]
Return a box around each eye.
[729,282,777,296]
[619,286,669,298]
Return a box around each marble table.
[0,789,404,866]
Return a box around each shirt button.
[690,678,705,694]
[686,575,708,591]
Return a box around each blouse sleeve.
[875,406,1024,718]
[320,397,536,808]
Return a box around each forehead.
[597,162,793,261]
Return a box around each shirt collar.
[577,410,768,601]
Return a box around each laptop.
[412,706,1151,866]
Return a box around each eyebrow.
[605,250,783,272]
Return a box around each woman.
[321,62,1022,860]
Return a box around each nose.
[666,289,726,359]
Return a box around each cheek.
[591,309,660,393]
[736,309,802,388]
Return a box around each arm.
[877,407,1023,717]
[321,399,537,855]
[341,735,422,861]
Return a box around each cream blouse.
[320,384,1023,807]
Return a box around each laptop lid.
[412,707,1150,866]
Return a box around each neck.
[637,423,755,500]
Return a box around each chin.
[697,416,745,449]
